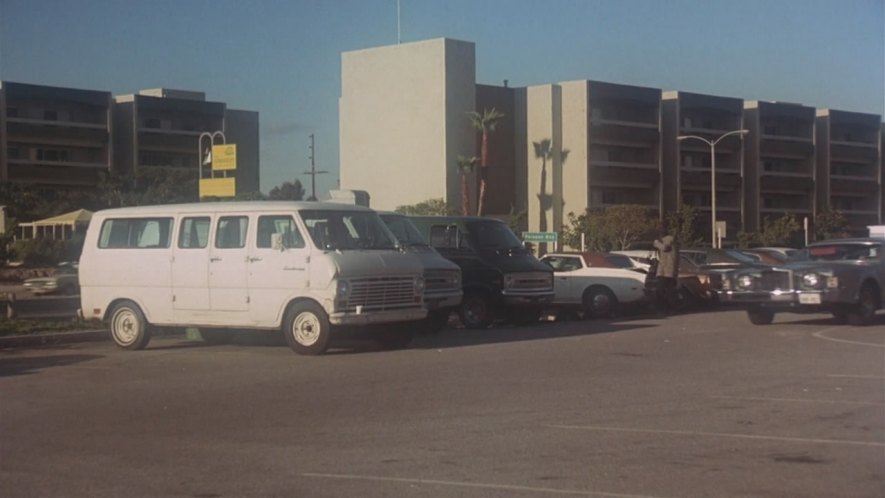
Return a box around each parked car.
[540,252,648,318]
[609,249,655,272]
[378,212,463,332]
[740,247,797,265]
[409,216,554,328]
[23,264,79,295]
[644,253,722,311]
[719,238,885,326]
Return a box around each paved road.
[1,310,883,497]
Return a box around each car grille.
[509,271,553,292]
[345,276,419,311]
[747,270,792,292]
[424,269,460,295]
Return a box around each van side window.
[257,215,304,249]
[98,218,173,249]
[178,217,210,249]
[429,225,466,249]
[215,216,248,249]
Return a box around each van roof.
[91,201,374,216]
[408,215,507,223]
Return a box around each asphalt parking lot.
[1,309,883,498]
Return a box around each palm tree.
[456,155,478,216]
[467,107,505,216]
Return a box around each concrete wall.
[339,38,476,211]
[560,81,590,221]
[525,84,563,245]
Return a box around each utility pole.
[304,134,328,201]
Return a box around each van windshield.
[379,214,430,247]
[300,210,397,251]
[465,220,528,254]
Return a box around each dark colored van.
[409,216,554,328]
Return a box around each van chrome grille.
[424,269,460,294]
[346,276,418,311]
[509,271,553,292]
[759,270,792,291]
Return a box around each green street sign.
[522,231,558,243]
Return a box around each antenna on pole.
[397,0,401,44]
[304,133,328,201]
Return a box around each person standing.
[654,233,680,312]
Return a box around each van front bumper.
[329,307,427,325]
[499,291,555,307]
[424,291,463,311]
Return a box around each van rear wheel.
[283,301,331,355]
[109,300,151,350]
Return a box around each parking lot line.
[827,374,885,379]
[712,395,884,406]
[547,424,885,448]
[300,472,669,498]
[811,328,885,348]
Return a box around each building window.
[36,149,69,162]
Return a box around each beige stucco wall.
[559,80,590,221]
[525,84,563,239]
[339,38,475,211]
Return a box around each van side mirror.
[271,233,285,251]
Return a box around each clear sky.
[1,0,883,198]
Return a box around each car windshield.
[299,210,397,251]
[603,254,634,268]
[801,243,881,262]
[379,214,429,247]
[465,220,526,253]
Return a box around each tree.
[394,198,454,216]
[758,213,801,247]
[664,204,703,248]
[814,205,850,241]
[268,179,306,201]
[455,155,478,215]
[561,204,659,252]
[602,204,661,250]
[467,107,504,216]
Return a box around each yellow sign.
[199,177,236,198]
[211,144,237,171]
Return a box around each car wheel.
[747,306,774,325]
[109,300,152,350]
[583,286,617,318]
[282,301,331,355]
[847,284,878,326]
[458,292,494,329]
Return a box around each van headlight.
[336,280,350,298]
[802,272,820,288]
[414,276,425,294]
[503,273,514,289]
[737,275,754,289]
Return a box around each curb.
[0,329,107,349]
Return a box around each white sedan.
[540,252,649,317]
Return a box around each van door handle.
[210,257,222,262]
[248,257,262,262]
[283,267,305,271]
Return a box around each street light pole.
[677,129,748,248]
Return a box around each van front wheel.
[283,301,331,355]
[109,300,152,350]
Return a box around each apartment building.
[662,91,746,241]
[339,38,476,211]
[338,38,884,240]
[815,109,883,233]
[0,82,113,187]
[743,101,816,232]
[113,89,260,194]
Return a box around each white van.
[79,201,427,355]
